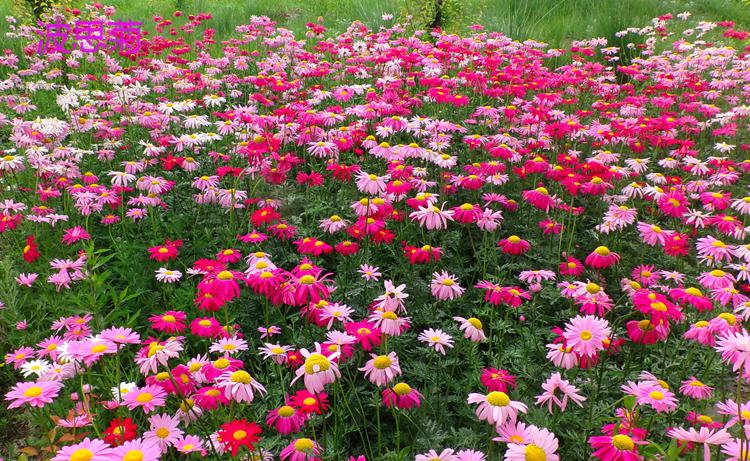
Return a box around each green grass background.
[2,0,750,48]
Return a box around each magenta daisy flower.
[123,385,167,414]
[563,315,611,358]
[5,380,62,408]
[111,439,161,461]
[51,438,113,461]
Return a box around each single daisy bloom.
[418,328,454,355]
[291,343,341,393]
[504,426,559,461]
[467,390,527,425]
[535,372,586,413]
[430,271,465,300]
[359,352,402,386]
[280,437,322,461]
[5,380,62,409]
[111,439,161,461]
[453,317,487,342]
[382,382,423,409]
[563,315,611,358]
[216,369,267,403]
[679,377,714,399]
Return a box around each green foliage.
[399,0,487,33]
[12,0,72,23]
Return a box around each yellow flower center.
[156,427,170,438]
[303,397,317,406]
[70,449,94,461]
[486,391,510,407]
[199,320,212,327]
[718,313,737,326]
[381,311,398,320]
[697,415,713,424]
[710,270,725,277]
[685,287,703,297]
[649,390,664,400]
[233,430,247,440]
[650,302,667,312]
[594,246,610,256]
[123,450,143,461]
[136,392,153,403]
[214,358,230,369]
[580,330,593,341]
[278,405,295,417]
[304,353,331,374]
[294,438,314,452]
[442,278,454,286]
[525,444,546,461]
[612,434,635,451]
[586,282,600,294]
[393,383,412,395]
[230,370,252,384]
[299,275,316,285]
[217,270,233,280]
[507,235,521,244]
[373,355,392,369]
[467,318,483,329]
[23,386,43,398]
[162,315,176,323]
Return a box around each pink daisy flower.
[123,385,167,414]
[453,317,487,342]
[291,343,341,393]
[418,328,454,355]
[679,377,714,399]
[280,438,322,461]
[51,438,113,461]
[382,382,423,409]
[111,439,161,461]
[61,226,91,245]
[143,413,183,453]
[266,404,307,435]
[563,315,611,358]
[585,246,620,269]
[359,352,402,386]
[216,369,266,403]
[467,390,527,425]
[535,372,586,413]
[498,235,530,255]
[715,328,750,375]
[431,271,465,300]
[634,384,678,413]
[5,380,62,408]
[504,426,559,461]
[173,435,204,454]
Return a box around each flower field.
[2,4,750,461]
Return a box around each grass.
[1,0,749,49]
